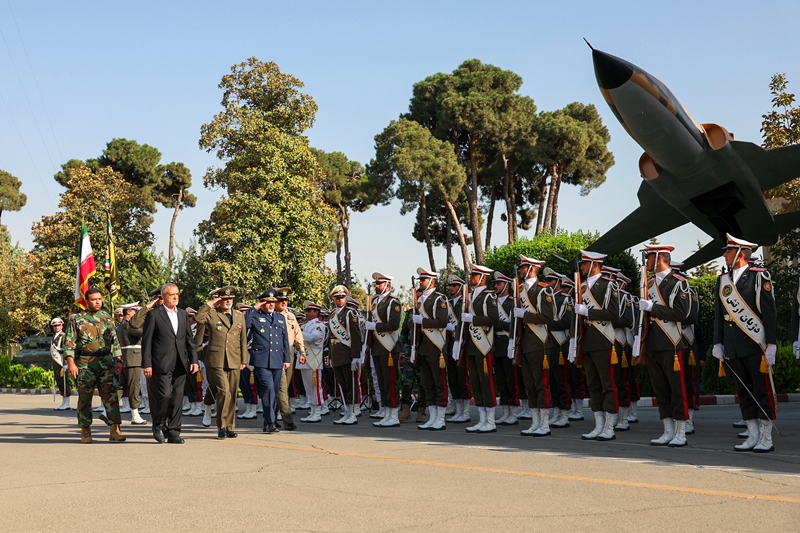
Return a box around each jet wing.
[730,140,800,192]
[588,180,689,254]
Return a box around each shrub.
[17,366,54,389]
[773,341,800,394]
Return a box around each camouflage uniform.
[399,310,426,409]
[64,310,123,428]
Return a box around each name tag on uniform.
[259,318,266,323]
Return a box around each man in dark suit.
[142,283,199,444]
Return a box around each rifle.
[411,276,421,367]
[364,282,373,370]
[636,257,649,365]
[574,271,585,367]
[457,282,469,367]
[513,267,524,366]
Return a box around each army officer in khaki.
[194,286,248,438]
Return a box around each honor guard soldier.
[570,250,621,441]
[328,285,363,425]
[544,269,572,429]
[246,288,291,433]
[366,273,403,428]
[50,317,72,411]
[195,286,248,439]
[671,261,701,434]
[614,272,641,426]
[445,275,471,423]
[63,287,126,444]
[600,266,635,433]
[713,234,777,453]
[512,256,557,437]
[298,301,326,423]
[275,287,304,431]
[456,265,499,433]
[117,302,147,425]
[637,245,692,447]
[560,278,585,421]
[412,268,450,430]
[492,272,518,426]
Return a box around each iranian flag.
[74,220,96,309]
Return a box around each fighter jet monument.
[587,47,800,267]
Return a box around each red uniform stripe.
[676,350,689,420]
[764,374,777,420]
[440,366,448,408]
[608,349,619,412]
[486,354,497,407]
[542,353,551,409]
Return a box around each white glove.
[765,344,777,366]
[794,341,800,359]
[247,365,254,371]
[350,359,359,371]
[445,323,455,332]
[410,347,416,364]
[62,365,69,372]
[507,340,515,360]
[513,307,526,319]
[360,344,367,358]
[412,314,423,325]
[638,299,653,312]
[451,341,460,361]
[365,321,376,331]
[712,344,724,361]
[631,335,640,358]
[575,304,588,316]
[567,338,577,363]
[461,312,474,323]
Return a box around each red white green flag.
[74,219,96,309]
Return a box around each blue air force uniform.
[246,307,290,427]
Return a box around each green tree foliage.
[30,165,156,317]
[533,103,614,235]
[172,242,208,312]
[0,169,27,226]
[407,59,537,264]
[312,148,371,287]
[483,230,639,287]
[368,118,470,270]
[197,58,336,306]
[154,162,196,268]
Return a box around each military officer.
[561,278,585,421]
[671,261,701,434]
[608,271,636,432]
[545,269,572,429]
[365,273,403,428]
[637,245,692,447]
[713,234,777,453]
[328,285,363,425]
[410,268,449,431]
[246,288,291,433]
[512,256,557,437]
[570,250,621,441]
[445,275,470,424]
[492,272,518,426]
[50,317,71,411]
[195,286,248,438]
[275,287,305,431]
[298,301,326,423]
[117,302,147,425]
[456,265,499,433]
[64,287,126,444]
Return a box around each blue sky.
[2,1,798,287]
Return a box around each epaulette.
[672,273,686,281]
[750,267,767,273]
[537,281,548,287]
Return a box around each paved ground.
[2,395,800,532]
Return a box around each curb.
[0,388,100,396]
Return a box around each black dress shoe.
[225,429,238,438]
[217,428,226,439]
[166,430,185,444]
[263,423,279,433]
[284,423,297,431]
[275,421,283,429]
[153,427,165,444]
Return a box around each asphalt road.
[2,394,799,532]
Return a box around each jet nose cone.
[592,50,634,90]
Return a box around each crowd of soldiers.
[51,232,785,453]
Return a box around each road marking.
[224,439,800,505]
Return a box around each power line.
[0,8,59,175]
[7,1,63,164]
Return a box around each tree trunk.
[467,134,484,264]
[550,171,563,234]
[342,205,352,289]
[441,191,471,271]
[446,211,453,266]
[168,188,183,269]
[535,177,546,236]
[335,207,344,284]
[543,164,560,235]
[501,154,514,244]
[484,183,496,251]
[420,188,436,271]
